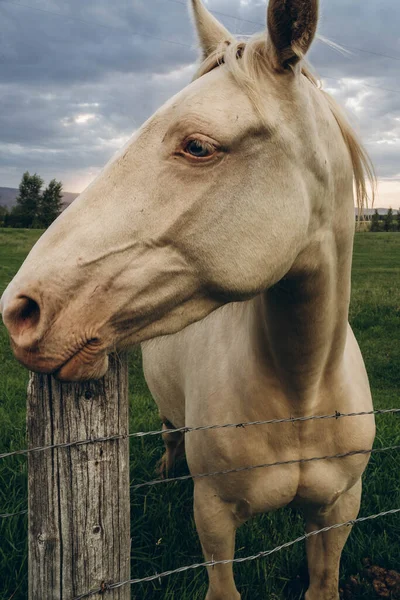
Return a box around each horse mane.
[193,35,375,215]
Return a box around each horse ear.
[266,0,319,71]
[190,0,234,59]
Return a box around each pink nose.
[1,294,42,349]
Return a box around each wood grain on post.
[27,353,130,600]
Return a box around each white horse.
[1,0,376,598]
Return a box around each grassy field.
[0,230,399,600]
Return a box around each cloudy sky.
[1,0,399,207]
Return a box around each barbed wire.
[0,407,398,462]
[131,444,400,491]
[2,439,398,521]
[1,444,398,519]
[133,407,399,438]
[1,411,397,520]
[71,506,400,598]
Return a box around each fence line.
[0,407,398,462]
[0,410,398,598]
[2,443,399,519]
[131,444,400,490]
[0,410,398,519]
[71,507,400,599]
[1,405,398,598]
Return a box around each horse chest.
[187,417,372,515]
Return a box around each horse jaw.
[1,51,330,381]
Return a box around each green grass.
[0,230,399,599]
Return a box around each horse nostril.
[19,297,40,326]
[3,295,41,340]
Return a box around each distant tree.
[13,171,44,228]
[0,205,8,227]
[384,207,394,232]
[397,208,400,232]
[37,179,63,227]
[370,209,380,232]
[7,173,64,229]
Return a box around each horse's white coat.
[1,1,375,598]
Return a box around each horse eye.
[185,139,214,158]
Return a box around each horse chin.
[54,348,109,382]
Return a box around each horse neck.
[253,226,354,407]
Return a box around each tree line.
[0,174,398,233]
[370,208,400,232]
[0,172,63,229]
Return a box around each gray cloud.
[0,0,399,204]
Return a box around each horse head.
[0,0,371,380]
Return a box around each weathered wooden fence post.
[27,353,130,600]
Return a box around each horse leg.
[157,417,185,477]
[194,482,241,600]
[303,478,362,600]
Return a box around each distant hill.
[0,187,79,210]
[358,208,399,216]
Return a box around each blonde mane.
[193,36,375,215]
